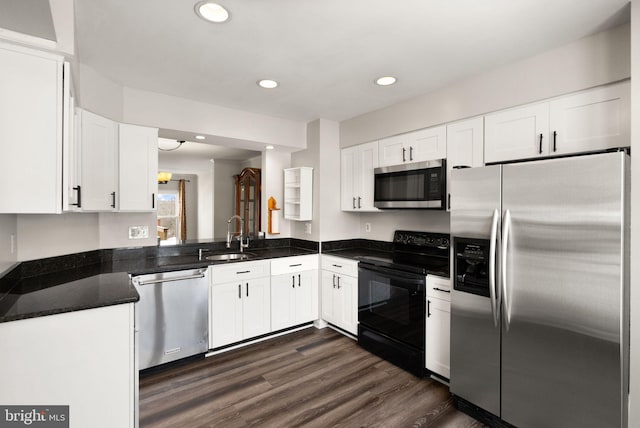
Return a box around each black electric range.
[357,230,450,377]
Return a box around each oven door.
[358,263,426,349]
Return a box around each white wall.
[341,23,631,147]
[16,213,99,261]
[98,212,157,248]
[291,119,359,242]
[628,2,639,427]
[358,211,450,242]
[0,215,17,273]
[122,87,306,150]
[213,159,242,239]
[76,63,124,122]
[262,150,291,238]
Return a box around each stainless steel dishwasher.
[132,268,208,370]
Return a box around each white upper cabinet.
[484,102,549,163]
[77,109,118,211]
[0,43,66,213]
[485,81,630,163]
[548,81,630,155]
[379,125,447,167]
[341,141,379,212]
[446,116,484,211]
[118,123,158,211]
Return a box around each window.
[157,191,179,244]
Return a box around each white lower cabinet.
[321,255,358,336]
[0,304,136,427]
[426,275,451,379]
[271,255,319,331]
[209,261,271,349]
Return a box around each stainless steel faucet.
[226,215,250,252]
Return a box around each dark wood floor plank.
[139,327,486,428]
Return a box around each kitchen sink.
[205,252,256,261]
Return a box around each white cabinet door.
[446,116,484,211]
[426,297,450,379]
[0,44,64,213]
[321,270,338,325]
[295,269,318,324]
[484,102,549,163]
[79,109,118,211]
[210,282,243,348]
[378,135,405,167]
[341,142,379,212]
[0,304,135,428]
[356,141,379,211]
[549,81,630,155]
[379,126,447,167]
[341,146,357,211]
[336,273,358,335]
[409,125,447,163]
[118,123,158,211]
[271,273,296,331]
[242,277,271,339]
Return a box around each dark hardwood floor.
[139,327,486,428]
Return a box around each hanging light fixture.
[158,140,185,152]
[158,172,173,184]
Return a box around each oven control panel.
[394,230,449,249]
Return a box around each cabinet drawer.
[321,255,358,276]
[271,254,318,275]
[427,275,451,301]
[210,260,270,284]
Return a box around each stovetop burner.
[358,230,450,277]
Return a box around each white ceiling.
[75,0,629,123]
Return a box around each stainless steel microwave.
[373,159,446,209]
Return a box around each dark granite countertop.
[0,238,319,324]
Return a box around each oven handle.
[358,263,427,285]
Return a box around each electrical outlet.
[129,225,149,239]
[305,223,312,234]
[365,223,371,233]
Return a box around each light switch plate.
[129,225,149,239]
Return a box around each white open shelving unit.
[284,167,313,221]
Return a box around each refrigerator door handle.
[489,208,499,328]
[501,209,512,329]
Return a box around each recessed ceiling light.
[195,135,205,140]
[265,145,274,150]
[195,2,230,23]
[375,76,397,86]
[258,79,278,89]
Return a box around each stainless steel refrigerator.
[449,151,629,428]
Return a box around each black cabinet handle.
[289,263,302,267]
[357,197,361,209]
[427,299,431,317]
[553,131,557,152]
[152,193,155,209]
[246,283,249,297]
[433,287,451,293]
[402,147,406,162]
[409,146,414,161]
[332,274,336,288]
[110,191,116,208]
[238,284,241,299]
[72,185,82,208]
[447,193,451,210]
[353,197,356,209]
[292,275,295,288]
[298,274,301,287]
[236,270,250,274]
[539,133,543,154]
[336,276,341,289]
[332,264,343,268]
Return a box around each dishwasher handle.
[134,272,206,286]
